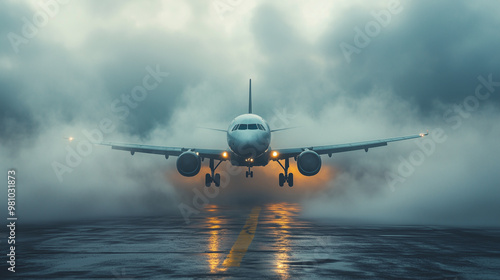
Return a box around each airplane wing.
[97,141,228,160]
[273,132,428,160]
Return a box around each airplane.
[98,80,428,187]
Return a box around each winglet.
[419,130,429,137]
[248,79,252,114]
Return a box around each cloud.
[301,104,500,227]
[321,0,500,112]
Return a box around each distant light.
[419,133,425,137]
[68,137,74,142]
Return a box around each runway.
[8,202,500,279]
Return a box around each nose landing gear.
[246,167,254,178]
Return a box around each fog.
[1,0,499,226]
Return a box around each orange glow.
[205,204,219,213]
[271,151,279,158]
[165,161,336,204]
[222,151,228,158]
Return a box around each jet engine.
[176,151,201,177]
[297,150,321,176]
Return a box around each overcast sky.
[1,0,499,226]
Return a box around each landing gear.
[205,158,222,187]
[205,174,212,187]
[245,167,254,178]
[276,158,294,187]
[214,173,220,187]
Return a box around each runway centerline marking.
[222,206,261,267]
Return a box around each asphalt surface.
[4,202,500,279]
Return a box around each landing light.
[271,151,279,158]
[68,136,74,142]
[222,151,228,158]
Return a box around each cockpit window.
[235,123,266,131]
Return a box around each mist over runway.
[9,202,500,279]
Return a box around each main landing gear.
[277,158,293,187]
[205,158,222,187]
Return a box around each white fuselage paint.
[227,114,271,166]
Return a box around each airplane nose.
[239,135,269,158]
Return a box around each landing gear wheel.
[246,168,254,178]
[288,173,294,187]
[206,158,223,187]
[279,173,285,187]
[214,173,221,187]
[205,173,212,187]
[277,158,291,187]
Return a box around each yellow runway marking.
[222,206,261,267]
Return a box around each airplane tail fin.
[248,79,252,114]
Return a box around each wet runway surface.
[7,203,500,279]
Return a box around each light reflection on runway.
[203,204,230,273]
[207,215,224,273]
[202,202,300,276]
[266,203,299,279]
[16,201,500,279]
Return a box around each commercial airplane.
[99,80,428,187]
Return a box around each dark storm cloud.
[0,2,40,147]
[0,0,499,226]
[321,0,500,114]
[0,1,228,146]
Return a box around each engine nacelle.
[297,150,321,176]
[176,151,201,177]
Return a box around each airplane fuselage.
[227,114,271,167]
[98,79,428,187]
